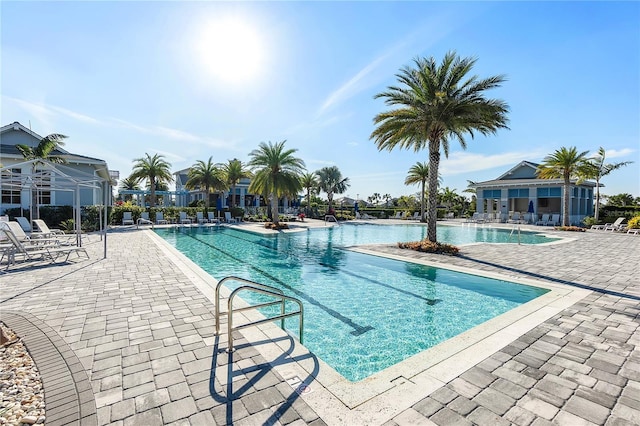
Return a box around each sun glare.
[195,17,265,85]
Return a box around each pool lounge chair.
[2,227,88,268]
[122,212,134,226]
[627,228,639,235]
[32,219,65,237]
[508,212,522,224]
[224,212,237,224]
[207,212,220,224]
[155,212,168,225]
[547,214,560,226]
[196,212,209,225]
[179,212,192,224]
[536,214,550,226]
[15,217,33,233]
[604,217,626,231]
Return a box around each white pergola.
[1,159,112,258]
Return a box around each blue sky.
[2,1,639,200]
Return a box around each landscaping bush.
[397,239,460,255]
[627,215,640,229]
[554,226,586,232]
[264,222,289,230]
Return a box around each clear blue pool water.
[156,224,551,381]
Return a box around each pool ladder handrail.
[325,214,339,225]
[509,224,521,245]
[215,276,304,351]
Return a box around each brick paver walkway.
[1,223,638,425]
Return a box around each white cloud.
[440,150,547,175]
[605,148,635,159]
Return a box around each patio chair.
[196,212,209,225]
[16,217,35,233]
[207,212,220,224]
[604,217,626,232]
[547,214,560,226]
[2,221,46,243]
[536,214,550,226]
[32,219,65,237]
[224,212,237,224]
[508,212,522,224]
[1,227,88,268]
[137,212,154,227]
[179,211,192,224]
[155,212,168,225]
[122,212,134,226]
[627,228,639,235]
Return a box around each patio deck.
[1,221,638,425]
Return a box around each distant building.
[471,161,595,225]
[0,121,115,215]
[173,168,258,208]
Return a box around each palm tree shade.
[316,166,350,213]
[371,51,509,242]
[583,147,633,221]
[130,153,173,208]
[185,157,226,209]
[536,146,589,227]
[247,141,305,224]
[223,159,252,208]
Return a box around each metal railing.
[215,276,304,351]
[324,214,339,225]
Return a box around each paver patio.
[1,221,638,425]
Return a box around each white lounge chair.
[508,212,522,224]
[548,214,560,226]
[536,214,550,226]
[2,226,88,268]
[627,228,639,235]
[155,212,168,225]
[122,212,134,226]
[224,212,237,224]
[196,212,209,224]
[179,212,192,224]
[207,212,219,224]
[16,217,33,233]
[410,212,420,220]
[604,217,626,231]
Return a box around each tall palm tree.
[119,176,141,202]
[222,158,252,208]
[383,193,392,207]
[371,51,509,242]
[185,157,226,209]
[583,147,633,221]
[315,166,350,213]
[247,141,305,225]
[16,133,68,219]
[130,153,173,208]
[300,172,319,214]
[404,162,439,222]
[536,146,589,227]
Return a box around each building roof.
[471,160,596,188]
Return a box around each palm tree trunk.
[563,175,570,227]
[427,142,440,242]
[271,194,279,224]
[232,184,237,208]
[420,180,426,222]
[594,179,600,221]
[150,178,156,207]
[204,185,210,208]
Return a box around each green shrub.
[582,216,597,227]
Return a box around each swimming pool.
[156,224,551,381]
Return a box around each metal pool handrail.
[215,276,304,351]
